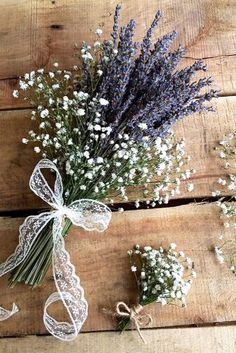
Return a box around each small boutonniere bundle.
[108,244,196,343]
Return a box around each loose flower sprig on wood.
[213,132,236,274]
[10,5,214,288]
[109,244,195,343]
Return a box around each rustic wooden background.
[0,0,236,352]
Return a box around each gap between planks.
[0,96,236,212]
[0,196,225,218]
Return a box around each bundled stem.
[9,220,72,287]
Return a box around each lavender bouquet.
[10,5,216,288]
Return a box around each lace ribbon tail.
[0,212,53,277]
[43,217,88,341]
[0,212,53,321]
[0,303,19,321]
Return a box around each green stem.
[117,317,131,332]
[8,219,72,288]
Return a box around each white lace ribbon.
[0,303,19,321]
[0,159,111,340]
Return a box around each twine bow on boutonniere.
[0,159,111,341]
[115,302,152,343]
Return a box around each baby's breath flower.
[138,123,148,130]
[169,243,177,250]
[214,246,224,264]
[12,89,19,98]
[128,244,195,307]
[97,69,103,76]
[94,41,101,48]
[99,98,109,106]
[82,52,93,61]
[34,146,41,153]
[96,28,103,36]
[40,109,49,118]
[213,132,236,275]
[52,83,59,90]
[77,108,85,116]
[187,183,194,192]
[19,81,28,90]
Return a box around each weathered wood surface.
[1,326,236,353]
[0,96,236,212]
[0,0,235,348]
[0,0,236,212]
[0,55,234,111]
[0,204,235,337]
[0,0,235,111]
[0,0,235,79]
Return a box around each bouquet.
[9,5,216,288]
[0,4,215,340]
[106,244,196,343]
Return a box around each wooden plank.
[0,0,235,109]
[0,203,235,337]
[0,96,236,212]
[0,0,235,79]
[0,54,235,111]
[1,326,236,353]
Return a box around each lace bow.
[0,159,111,341]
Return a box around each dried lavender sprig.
[136,10,161,74]
[96,7,218,141]
[97,19,138,114]
[116,12,162,114]
[112,31,178,126]
[111,4,122,47]
[122,47,186,133]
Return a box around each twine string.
[115,301,152,344]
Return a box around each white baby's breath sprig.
[115,243,195,337]
[128,244,195,307]
[17,65,193,206]
[213,132,236,275]
[214,237,236,275]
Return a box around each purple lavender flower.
[111,4,122,47]
[95,6,218,140]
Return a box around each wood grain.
[0,203,235,337]
[0,0,235,349]
[0,0,235,111]
[1,326,236,353]
[0,0,235,79]
[0,96,236,212]
[0,54,234,111]
[0,0,235,101]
